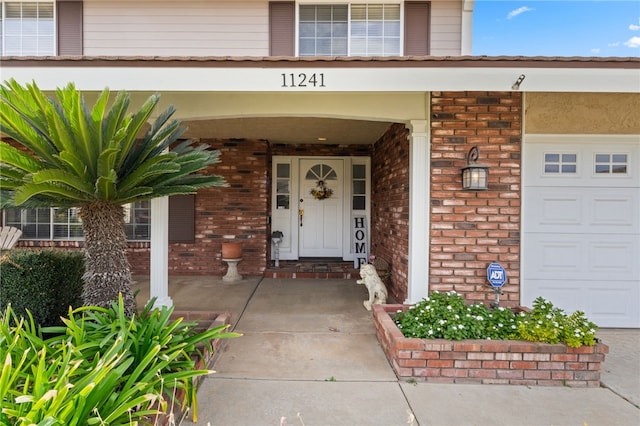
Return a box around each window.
[299,4,348,56]
[350,4,400,56]
[1,1,55,56]
[544,153,577,174]
[276,163,291,209]
[352,164,367,210]
[299,3,401,56]
[4,202,151,241]
[124,201,150,240]
[595,153,628,174]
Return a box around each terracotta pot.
[222,241,243,259]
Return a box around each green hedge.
[0,249,84,326]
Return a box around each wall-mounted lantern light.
[461,146,489,190]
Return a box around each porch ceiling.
[181,117,394,145]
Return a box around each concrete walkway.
[142,277,640,426]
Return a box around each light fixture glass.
[461,146,489,190]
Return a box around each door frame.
[271,155,370,261]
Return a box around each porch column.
[149,196,173,307]
[407,119,430,304]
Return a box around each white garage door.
[523,136,640,328]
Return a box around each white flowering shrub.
[394,292,598,347]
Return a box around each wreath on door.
[310,180,333,200]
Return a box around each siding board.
[430,0,462,56]
[84,0,270,56]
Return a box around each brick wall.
[187,138,268,275]
[371,123,410,303]
[430,91,522,306]
[374,304,608,387]
[129,138,270,276]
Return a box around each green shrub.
[516,297,598,348]
[394,291,518,340]
[0,249,84,327]
[0,296,240,425]
[394,291,598,348]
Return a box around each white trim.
[4,66,638,93]
[461,0,474,55]
[525,134,640,145]
[407,118,430,304]
[149,196,172,308]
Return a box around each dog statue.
[356,263,388,311]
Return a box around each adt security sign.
[487,262,507,288]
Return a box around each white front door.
[298,158,344,257]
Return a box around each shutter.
[269,2,294,56]
[57,1,83,55]
[169,194,195,243]
[404,1,430,56]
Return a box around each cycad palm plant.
[0,79,226,315]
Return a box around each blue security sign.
[487,262,507,288]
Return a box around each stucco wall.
[525,93,640,134]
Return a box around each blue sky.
[473,0,640,57]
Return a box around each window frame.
[593,152,629,175]
[1,0,57,56]
[3,201,151,242]
[296,1,403,57]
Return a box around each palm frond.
[14,182,93,206]
[0,142,46,176]
[31,169,94,196]
[117,157,180,193]
[113,94,162,171]
[94,169,118,200]
[1,80,227,208]
[116,187,154,205]
[57,151,90,179]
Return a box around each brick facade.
[167,138,269,276]
[430,91,522,306]
[371,123,411,303]
[6,92,524,297]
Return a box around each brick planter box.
[373,304,608,387]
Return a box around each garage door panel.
[523,280,639,328]
[588,287,640,328]
[591,193,638,230]
[588,240,638,278]
[527,187,638,233]
[527,234,638,281]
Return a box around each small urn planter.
[373,304,609,387]
[221,241,243,259]
[221,241,243,282]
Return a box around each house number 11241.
[281,73,326,88]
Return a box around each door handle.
[298,209,304,227]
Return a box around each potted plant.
[221,240,243,259]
